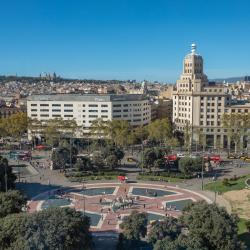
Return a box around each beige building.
[173,44,233,148]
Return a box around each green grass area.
[68,175,117,182]
[238,218,250,249]
[205,175,250,194]
[137,174,185,183]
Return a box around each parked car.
[227,154,238,159]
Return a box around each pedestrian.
[99,197,102,203]
[143,204,146,209]
[124,188,127,193]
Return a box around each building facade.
[27,94,151,138]
[172,44,250,148]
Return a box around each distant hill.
[210,76,245,83]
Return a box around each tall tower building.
[173,44,230,147]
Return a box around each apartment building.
[27,94,151,138]
[173,44,236,148]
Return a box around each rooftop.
[27,94,148,102]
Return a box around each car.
[176,153,185,158]
[244,157,250,162]
[127,157,137,163]
[228,154,238,159]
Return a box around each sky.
[0,0,250,82]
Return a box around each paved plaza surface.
[28,182,211,232]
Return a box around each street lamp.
[82,183,86,216]
[201,145,204,191]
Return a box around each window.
[89,115,98,118]
[52,104,61,107]
[133,119,141,122]
[123,104,128,107]
[64,104,73,107]
[200,121,203,125]
[82,115,85,117]
[31,114,37,117]
[40,114,49,117]
[123,109,128,112]
[31,109,37,112]
[89,104,98,107]
[82,104,85,107]
[52,109,61,112]
[31,104,37,106]
[89,110,98,112]
[134,114,141,117]
[40,104,49,107]
[113,104,121,107]
[64,115,73,117]
[64,110,73,112]
[113,115,121,118]
[40,109,49,112]
[101,115,108,118]
[218,97,221,100]
[101,110,108,113]
[52,114,61,118]
[101,104,108,107]
[113,110,121,113]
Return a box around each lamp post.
[82,183,86,216]
[4,163,8,192]
[201,144,205,191]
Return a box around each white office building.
[27,94,151,138]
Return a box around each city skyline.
[0,0,250,81]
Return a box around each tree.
[90,118,106,139]
[143,148,157,170]
[74,157,93,171]
[222,113,250,154]
[0,212,28,249]
[146,118,172,143]
[92,152,105,169]
[154,158,165,169]
[0,156,16,192]
[2,112,27,138]
[120,211,148,241]
[51,147,70,170]
[106,155,118,169]
[153,238,184,250]
[101,145,124,162]
[179,201,245,250]
[105,120,131,147]
[183,121,192,153]
[178,157,202,175]
[0,207,92,250]
[148,217,181,244]
[0,190,27,218]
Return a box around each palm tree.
[89,118,106,139]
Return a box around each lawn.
[205,175,250,194]
[137,174,185,183]
[238,218,250,249]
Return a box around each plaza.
[28,182,211,232]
